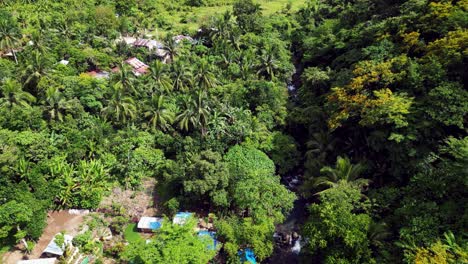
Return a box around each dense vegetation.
[0,0,467,263]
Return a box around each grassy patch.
[124,223,143,243]
[151,0,306,37]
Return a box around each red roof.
[124,57,149,76]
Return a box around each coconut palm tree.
[313,156,368,192]
[0,78,36,109]
[176,91,211,135]
[0,19,21,64]
[112,62,136,95]
[171,60,192,91]
[194,59,217,90]
[147,60,172,94]
[23,50,48,90]
[144,95,175,131]
[44,87,72,122]
[101,84,137,124]
[257,48,279,80]
[176,94,196,132]
[162,34,179,62]
[194,90,211,136]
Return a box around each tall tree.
[0,78,36,109]
[101,84,137,124]
[0,13,21,64]
[147,60,172,94]
[143,95,174,132]
[313,156,368,193]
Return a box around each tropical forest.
[0,0,467,263]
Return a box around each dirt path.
[2,211,85,264]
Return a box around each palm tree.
[0,19,21,64]
[162,34,179,62]
[147,60,172,94]
[194,59,217,90]
[44,87,72,122]
[194,90,211,136]
[176,91,212,135]
[238,49,255,80]
[28,29,49,54]
[144,95,174,131]
[112,62,136,95]
[257,48,279,80]
[176,94,196,132]
[171,60,192,91]
[0,78,36,109]
[23,50,48,90]
[313,156,368,192]
[101,84,137,124]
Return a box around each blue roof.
[175,212,192,218]
[238,248,257,264]
[149,221,162,230]
[197,231,218,250]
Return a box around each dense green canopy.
[0,0,466,263]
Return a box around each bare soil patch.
[99,178,159,218]
[2,211,85,264]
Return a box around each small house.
[41,234,73,258]
[173,212,193,225]
[133,39,164,51]
[137,217,163,232]
[17,258,57,264]
[124,57,149,76]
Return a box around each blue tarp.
[149,221,162,230]
[197,231,218,250]
[238,248,257,264]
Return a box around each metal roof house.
[17,258,57,264]
[137,217,163,232]
[124,57,149,76]
[133,39,164,50]
[41,234,73,257]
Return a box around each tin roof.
[125,57,149,76]
[137,217,163,230]
[43,234,73,256]
[17,258,57,264]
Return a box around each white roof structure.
[173,212,193,225]
[173,35,194,44]
[134,39,164,50]
[119,36,137,45]
[43,234,73,256]
[59,60,69,65]
[137,217,163,230]
[17,258,57,264]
